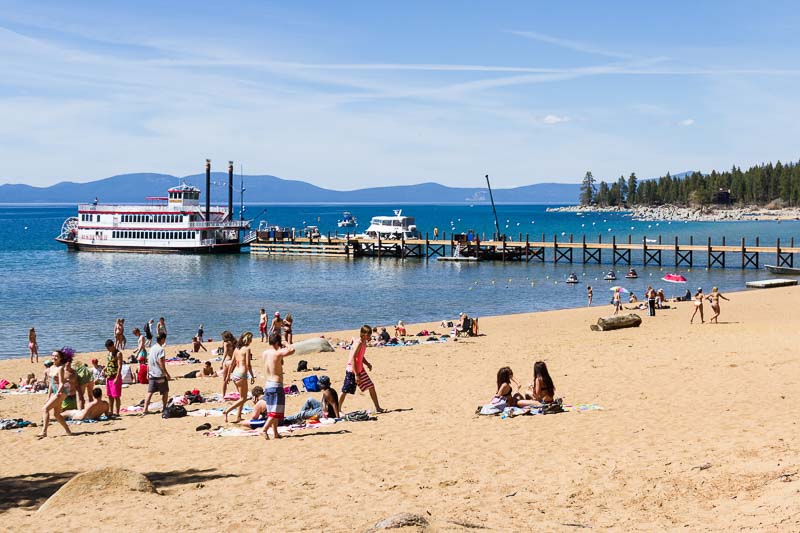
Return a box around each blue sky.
[2,1,800,188]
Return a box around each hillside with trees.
[579,160,800,208]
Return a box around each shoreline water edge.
[547,204,800,221]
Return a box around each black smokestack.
[205,158,211,222]
[228,161,234,218]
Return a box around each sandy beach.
[1,286,799,531]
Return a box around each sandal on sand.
[195,423,212,432]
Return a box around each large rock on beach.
[292,337,335,355]
[37,468,157,515]
[591,313,643,331]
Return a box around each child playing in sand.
[339,325,385,414]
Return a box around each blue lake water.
[1,203,797,359]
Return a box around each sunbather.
[493,366,523,406]
[520,361,556,405]
[240,386,267,429]
[62,387,111,420]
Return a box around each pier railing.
[249,232,798,269]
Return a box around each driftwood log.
[590,313,642,331]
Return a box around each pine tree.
[579,171,596,205]
[627,172,638,205]
[596,181,610,206]
[617,175,628,205]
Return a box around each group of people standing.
[259,309,294,344]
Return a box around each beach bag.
[162,403,187,419]
[302,375,319,392]
[296,360,308,372]
[540,398,564,415]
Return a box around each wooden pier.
[249,233,799,269]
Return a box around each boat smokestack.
[228,161,234,218]
[205,158,211,222]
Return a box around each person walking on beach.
[339,325,385,414]
[706,287,730,324]
[220,330,236,397]
[144,319,154,348]
[114,318,126,351]
[105,339,123,416]
[28,327,39,363]
[143,333,171,415]
[587,286,593,307]
[38,348,74,438]
[612,288,622,315]
[261,332,295,440]
[223,331,255,423]
[259,308,267,342]
[157,317,167,340]
[690,288,705,324]
[197,324,204,343]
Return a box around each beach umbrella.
[609,286,628,293]
[661,273,687,298]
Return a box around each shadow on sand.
[0,471,78,512]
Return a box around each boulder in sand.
[292,337,335,355]
[590,313,643,331]
[37,468,157,514]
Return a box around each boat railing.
[78,203,229,212]
[185,220,249,229]
[200,238,216,246]
[242,230,258,244]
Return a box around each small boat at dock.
[337,211,358,228]
[604,271,617,281]
[764,264,800,275]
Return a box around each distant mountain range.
[0,173,581,204]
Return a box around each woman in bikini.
[220,330,236,397]
[39,348,75,438]
[223,331,255,423]
[493,366,523,407]
[29,327,39,363]
[690,287,705,324]
[522,361,556,405]
[283,313,294,345]
[706,286,730,324]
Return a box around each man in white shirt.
[143,333,171,415]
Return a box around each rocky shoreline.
[546,204,800,221]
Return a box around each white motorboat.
[359,210,421,240]
[337,211,358,228]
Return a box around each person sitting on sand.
[192,336,207,353]
[394,320,407,337]
[281,375,339,425]
[523,361,556,405]
[706,287,730,324]
[136,354,148,385]
[493,366,522,406]
[656,288,666,308]
[629,292,638,304]
[19,372,37,388]
[240,386,267,429]
[62,387,111,421]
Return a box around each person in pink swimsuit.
[338,325,385,413]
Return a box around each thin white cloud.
[543,114,570,125]
[679,118,695,126]
[509,29,632,59]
